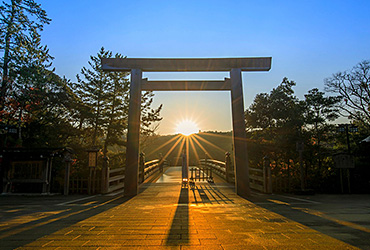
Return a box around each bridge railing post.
[263,156,272,194]
[63,152,72,195]
[101,156,109,194]
[225,152,232,182]
[159,153,164,173]
[139,152,145,183]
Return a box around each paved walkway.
[0,167,368,249]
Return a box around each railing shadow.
[0,195,132,250]
[191,183,234,205]
[165,187,189,245]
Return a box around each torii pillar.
[102,57,272,198]
[125,69,142,196]
[230,68,250,197]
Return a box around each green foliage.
[0,0,51,109]
[0,0,61,148]
[73,47,162,169]
[0,1,165,191]
[304,88,340,126]
[246,77,304,130]
[245,78,342,192]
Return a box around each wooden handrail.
[199,155,271,194]
[199,159,228,180]
[109,167,125,175]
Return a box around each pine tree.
[75,47,111,146]
[75,47,162,162]
[0,0,51,112]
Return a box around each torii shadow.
[165,187,189,245]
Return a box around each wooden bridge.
[96,151,272,196]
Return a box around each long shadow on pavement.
[0,195,132,250]
[249,194,370,249]
[165,187,189,245]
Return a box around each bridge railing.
[101,154,166,194]
[141,159,166,182]
[249,162,272,194]
[138,153,166,184]
[107,167,125,193]
[198,153,272,194]
[198,152,234,182]
[198,159,224,181]
[190,165,214,182]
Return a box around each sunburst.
[175,119,199,136]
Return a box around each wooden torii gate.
[102,57,272,198]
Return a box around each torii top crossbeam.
[101,57,272,72]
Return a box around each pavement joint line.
[272,239,279,245]
[56,195,99,206]
[281,233,290,239]
[308,238,318,244]
[41,240,54,247]
[82,240,90,246]
[64,230,73,235]
[277,194,321,204]
[72,235,81,241]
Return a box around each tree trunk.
[1,0,16,110]
[92,100,101,146]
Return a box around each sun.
[175,119,199,136]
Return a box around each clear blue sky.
[39,0,370,134]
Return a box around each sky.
[39,0,370,134]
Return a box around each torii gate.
[102,57,272,198]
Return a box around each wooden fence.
[69,176,101,194]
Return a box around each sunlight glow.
[175,120,199,136]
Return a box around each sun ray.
[146,134,182,158]
[160,135,185,163]
[191,135,214,159]
[173,136,186,165]
[201,132,232,139]
[188,136,200,164]
[186,136,190,166]
[193,134,227,153]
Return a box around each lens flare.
[175,119,199,136]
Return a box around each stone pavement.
[0,167,367,249]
